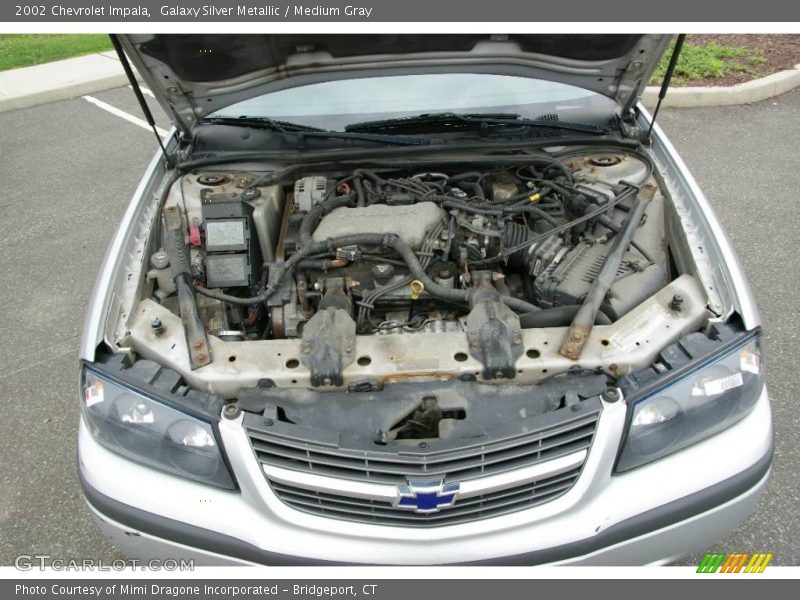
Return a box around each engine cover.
[312,202,441,249]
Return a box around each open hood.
[117,34,672,134]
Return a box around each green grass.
[651,40,766,85]
[0,34,113,71]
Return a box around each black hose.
[520,306,611,329]
[298,194,354,246]
[438,196,560,226]
[196,232,541,313]
[357,233,472,306]
[503,188,544,204]
[194,153,650,312]
[502,295,540,314]
[441,200,502,216]
[447,172,483,183]
[447,172,484,198]
[353,176,366,207]
[464,181,484,199]
[517,158,575,182]
[495,185,638,261]
[504,222,536,271]
[194,286,269,306]
[511,205,560,226]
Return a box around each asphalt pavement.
[0,86,797,566]
[657,92,800,565]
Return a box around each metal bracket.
[465,272,523,379]
[300,308,356,387]
[164,205,211,370]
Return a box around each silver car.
[78,34,772,565]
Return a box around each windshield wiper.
[346,112,519,132]
[201,115,431,147]
[201,115,325,132]
[295,131,433,147]
[345,112,608,136]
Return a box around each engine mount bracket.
[300,307,357,387]
[465,272,524,380]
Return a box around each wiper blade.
[295,131,433,147]
[201,115,325,133]
[200,116,431,147]
[473,116,607,135]
[346,112,608,136]
[346,113,521,132]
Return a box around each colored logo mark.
[697,552,773,573]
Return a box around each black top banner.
[3,0,800,22]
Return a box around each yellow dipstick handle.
[409,280,425,300]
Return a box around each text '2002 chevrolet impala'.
[78,34,772,565]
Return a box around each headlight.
[81,367,236,489]
[616,334,764,472]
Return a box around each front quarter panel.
[640,105,760,329]
[80,143,172,362]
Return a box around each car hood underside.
[116,34,671,133]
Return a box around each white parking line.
[82,95,168,137]
[128,84,155,98]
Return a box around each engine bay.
[119,148,711,398]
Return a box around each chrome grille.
[247,407,599,527]
[269,467,582,527]
[248,411,598,484]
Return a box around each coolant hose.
[307,234,541,313]
[196,232,541,313]
[353,176,366,207]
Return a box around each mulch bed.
[675,34,800,86]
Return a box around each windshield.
[210,73,617,131]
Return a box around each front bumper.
[78,386,773,565]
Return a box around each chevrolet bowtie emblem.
[395,478,460,514]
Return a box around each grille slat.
[271,479,577,519]
[248,407,599,527]
[249,415,597,484]
[252,437,594,483]
[247,412,597,463]
[269,468,581,526]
